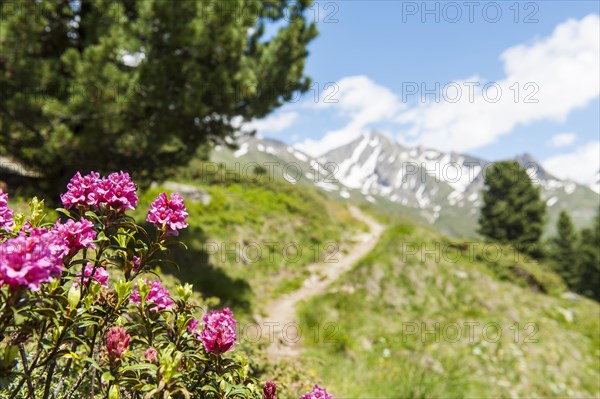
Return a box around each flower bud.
[263,381,277,399]
[144,347,158,363]
[177,283,193,301]
[106,326,130,362]
[108,384,120,399]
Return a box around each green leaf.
[2,345,18,366]
[201,385,219,394]
[114,279,132,304]
[95,231,110,242]
[102,371,115,383]
[140,384,156,392]
[122,363,157,372]
[67,285,81,310]
[55,208,72,218]
[33,308,58,318]
[82,357,102,371]
[84,211,102,224]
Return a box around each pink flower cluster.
[146,192,189,236]
[263,381,277,399]
[0,189,14,232]
[96,172,138,212]
[106,326,130,361]
[130,279,174,311]
[53,218,96,257]
[200,308,236,354]
[76,263,109,287]
[61,171,137,212]
[60,171,100,208]
[0,228,67,290]
[300,386,332,399]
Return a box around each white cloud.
[293,15,599,162]
[295,76,406,156]
[548,132,577,147]
[397,14,600,152]
[543,141,600,183]
[242,111,299,134]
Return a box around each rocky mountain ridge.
[211,132,599,236]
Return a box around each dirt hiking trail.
[257,206,385,360]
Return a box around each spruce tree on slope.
[575,208,600,300]
[479,161,546,258]
[550,210,579,286]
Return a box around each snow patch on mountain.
[234,143,249,158]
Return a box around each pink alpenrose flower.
[146,192,189,236]
[0,228,67,290]
[75,263,109,287]
[53,218,96,256]
[60,171,138,212]
[96,171,138,212]
[0,189,14,232]
[130,279,175,311]
[60,171,101,209]
[200,307,237,354]
[300,385,332,399]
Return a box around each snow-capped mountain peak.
[213,132,598,236]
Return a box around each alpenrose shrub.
[0,174,329,398]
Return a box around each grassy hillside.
[132,170,363,319]
[297,219,600,398]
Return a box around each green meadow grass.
[132,172,362,320]
[297,222,600,398]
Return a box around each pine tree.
[0,0,317,194]
[550,210,579,285]
[575,208,600,300]
[478,161,546,257]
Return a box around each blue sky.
[249,1,600,183]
